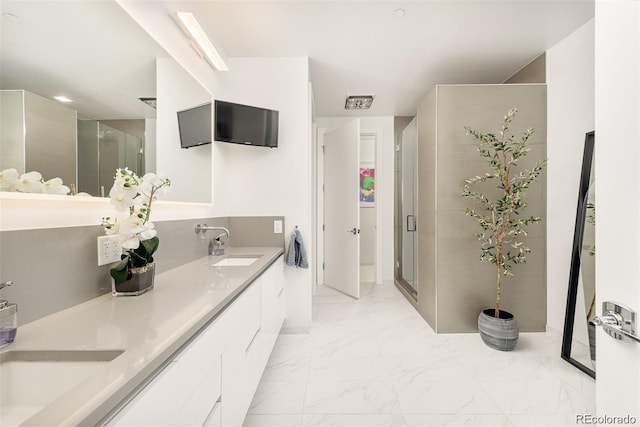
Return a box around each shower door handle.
[406,215,416,232]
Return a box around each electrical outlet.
[273,220,283,234]
[98,235,121,266]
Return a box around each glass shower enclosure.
[395,118,418,296]
[77,119,145,196]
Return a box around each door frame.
[315,125,384,288]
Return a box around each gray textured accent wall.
[0,216,284,326]
[416,84,547,333]
[417,90,438,329]
[0,91,25,173]
[24,90,77,187]
[229,216,285,248]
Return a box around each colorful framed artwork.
[359,166,375,206]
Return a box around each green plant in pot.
[462,108,547,351]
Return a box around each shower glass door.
[77,120,144,196]
[396,118,418,294]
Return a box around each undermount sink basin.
[212,256,260,267]
[0,350,123,426]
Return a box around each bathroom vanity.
[0,247,285,427]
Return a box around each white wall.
[545,19,595,332]
[209,57,313,333]
[317,116,395,283]
[594,0,640,417]
[156,58,212,204]
[108,3,315,333]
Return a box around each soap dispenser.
[0,281,17,348]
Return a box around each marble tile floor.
[244,282,595,427]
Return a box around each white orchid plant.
[0,168,70,194]
[101,168,171,285]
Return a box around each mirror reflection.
[562,131,595,378]
[0,0,212,203]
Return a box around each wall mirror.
[0,0,212,203]
[562,131,595,378]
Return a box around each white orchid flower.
[120,234,141,250]
[42,177,70,195]
[139,173,170,199]
[15,171,43,193]
[138,221,157,241]
[0,168,19,191]
[103,218,120,236]
[116,216,143,249]
[109,185,137,211]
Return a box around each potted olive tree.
[462,108,547,351]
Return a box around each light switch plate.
[98,235,121,266]
[273,220,283,234]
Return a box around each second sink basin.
[212,256,260,267]
[0,350,124,426]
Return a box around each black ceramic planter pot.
[111,262,155,296]
[478,308,519,351]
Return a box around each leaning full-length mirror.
[0,0,212,203]
[562,131,595,378]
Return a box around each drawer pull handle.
[245,328,261,353]
[202,399,221,426]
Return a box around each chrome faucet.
[195,224,230,256]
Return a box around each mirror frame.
[561,130,595,379]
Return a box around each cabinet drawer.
[178,357,221,426]
[233,281,261,352]
[261,257,284,298]
[109,361,179,426]
[202,400,221,427]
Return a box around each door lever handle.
[593,301,640,344]
[348,228,360,235]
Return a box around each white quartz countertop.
[0,246,284,427]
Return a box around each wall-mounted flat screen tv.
[177,102,212,149]
[214,100,279,148]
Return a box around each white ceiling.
[173,0,595,116]
[0,1,594,119]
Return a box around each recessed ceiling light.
[2,13,20,23]
[345,95,375,110]
[393,8,406,18]
[53,96,73,103]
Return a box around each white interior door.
[323,119,360,298]
[595,0,640,417]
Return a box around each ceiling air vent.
[345,95,374,110]
[139,97,157,109]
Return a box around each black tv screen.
[214,100,278,148]
[177,102,212,149]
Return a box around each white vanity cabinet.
[108,256,285,427]
[107,359,181,426]
[220,257,285,427]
